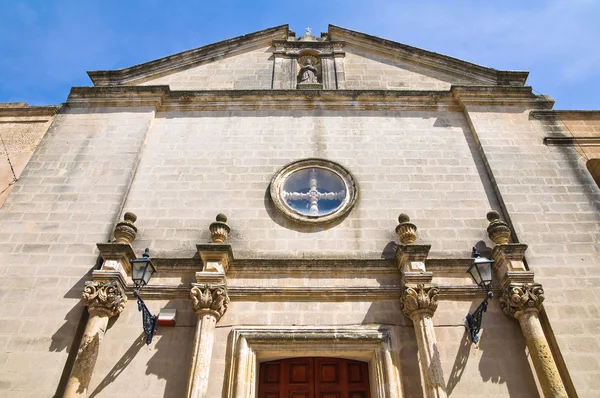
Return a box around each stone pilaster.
[501,283,567,398]
[63,280,126,398]
[400,284,447,398]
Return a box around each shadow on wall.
[446,331,471,395]
[88,333,146,398]
[88,299,194,398]
[464,300,539,398]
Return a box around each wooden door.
[258,357,370,398]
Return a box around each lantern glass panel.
[131,261,148,286]
[467,262,482,285]
[478,261,493,287]
[142,262,156,286]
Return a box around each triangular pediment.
[87,24,528,91]
[87,25,289,87]
[328,25,528,88]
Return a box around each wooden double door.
[258,357,371,398]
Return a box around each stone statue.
[299,59,318,84]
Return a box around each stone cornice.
[67,85,170,108]
[87,25,289,86]
[66,85,556,111]
[123,284,493,300]
[543,137,600,147]
[162,89,458,111]
[531,110,600,120]
[452,85,555,108]
[0,103,59,120]
[66,86,459,110]
[328,24,529,86]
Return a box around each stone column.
[401,284,447,398]
[63,281,126,398]
[186,214,233,398]
[186,283,229,398]
[501,284,567,398]
[487,211,567,397]
[394,214,447,398]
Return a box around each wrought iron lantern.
[466,248,495,343]
[129,248,158,344]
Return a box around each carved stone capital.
[82,281,127,317]
[400,283,439,319]
[500,283,545,319]
[190,284,229,320]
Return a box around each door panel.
[258,358,370,398]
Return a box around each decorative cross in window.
[282,169,345,215]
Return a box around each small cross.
[282,169,345,216]
[305,27,312,36]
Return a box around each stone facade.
[0,24,598,397]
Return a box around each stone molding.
[96,243,136,276]
[66,86,461,110]
[190,284,229,320]
[531,109,600,120]
[543,136,600,147]
[452,85,554,109]
[0,104,58,122]
[395,244,431,273]
[400,283,440,319]
[87,25,289,86]
[82,281,127,317]
[328,24,528,86]
[67,85,553,111]
[500,283,545,319]
[131,284,489,300]
[225,326,402,398]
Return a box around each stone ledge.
[123,284,490,300]
[0,103,59,118]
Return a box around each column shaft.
[63,313,110,398]
[518,311,567,398]
[411,312,447,398]
[186,313,218,398]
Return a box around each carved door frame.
[224,326,403,398]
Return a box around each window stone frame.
[269,158,358,224]
[224,326,403,398]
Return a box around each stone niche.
[272,29,346,90]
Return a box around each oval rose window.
[270,159,357,224]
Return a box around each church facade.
[0,24,599,397]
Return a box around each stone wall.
[123,109,497,259]
[0,106,155,396]
[0,103,56,206]
[140,44,274,90]
[466,105,600,396]
[342,44,471,91]
[2,93,598,396]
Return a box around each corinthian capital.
[400,283,439,319]
[500,283,545,319]
[190,285,229,320]
[82,281,127,317]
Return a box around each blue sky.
[1,1,598,109]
